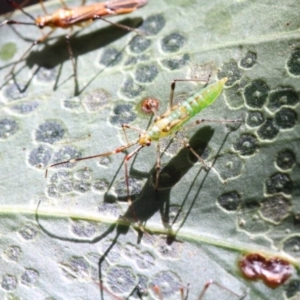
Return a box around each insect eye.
[146,141,151,146]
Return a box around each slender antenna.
[0,20,36,27]
[45,142,138,178]
[6,0,36,22]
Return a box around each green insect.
[46,77,240,214]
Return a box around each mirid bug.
[45,77,242,223]
[1,0,148,94]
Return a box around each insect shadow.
[120,126,215,226]
[122,118,241,237]
[35,126,213,241]
[95,126,215,300]
[35,125,239,299]
[96,124,243,299]
[1,16,143,95]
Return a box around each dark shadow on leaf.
[35,123,240,298]
[173,125,240,236]
[122,121,242,241]
[35,199,117,243]
[122,126,215,223]
[26,17,143,69]
[0,17,143,95]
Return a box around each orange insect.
[1,0,148,94]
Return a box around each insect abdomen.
[187,77,228,117]
[146,78,228,140]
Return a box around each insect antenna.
[4,0,37,22]
[45,141,138,178]
[0,19,37,27]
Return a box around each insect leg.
[6,28,55,79]
[55,0,85,9]
[122,124,146,133]
[14,0,32,10]
[181,118,242,169]
[194,118,243,126]
[183,139,210,170]
[169,77,211,108]
[64,32,80,95]
[38,0,48,15]
[5,0,36,21]
[155,141,161,190]
[197,280,247,300]
[122,123,146,145]
[152,283,189,300]
[123,145,144,205]
[181,283,189,300]
[122,145,147,227]
[92,15,145,35]
[58,0,69,9]
[180,117,243,134]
